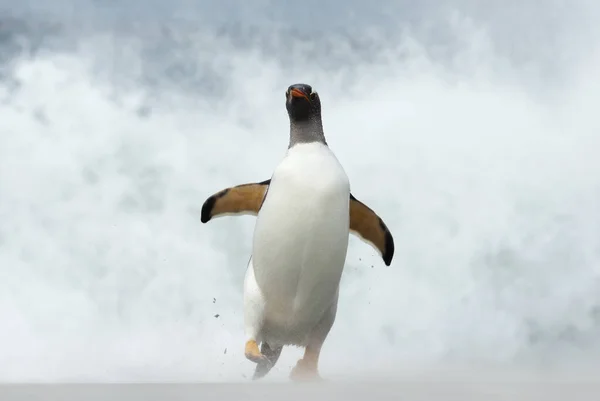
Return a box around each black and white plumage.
[201,84,394,381]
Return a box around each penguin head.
[285,83,321,122]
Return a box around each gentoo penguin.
[200,83,394,381]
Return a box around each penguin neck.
[288,115,327,148]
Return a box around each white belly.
[248,143,350,343]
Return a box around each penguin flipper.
[200,179,271,223]
[349,193,395,266]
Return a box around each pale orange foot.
[289,357,323,382]
[245,339,266,363]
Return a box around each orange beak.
[290,88,310,102]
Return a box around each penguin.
[200,83,394,381]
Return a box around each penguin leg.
[252,342,283,380]
[243,257,268,364]
[244,339,266,363]
[290,344,323,382]
[290,290,339,382]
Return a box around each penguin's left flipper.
[200,179,271,223]
[349,194,395,266]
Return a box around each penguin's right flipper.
[201,179,271,223]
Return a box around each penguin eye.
[310,91,317,99]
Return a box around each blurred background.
[1,0,599,382]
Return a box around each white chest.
[251,143,351,317]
